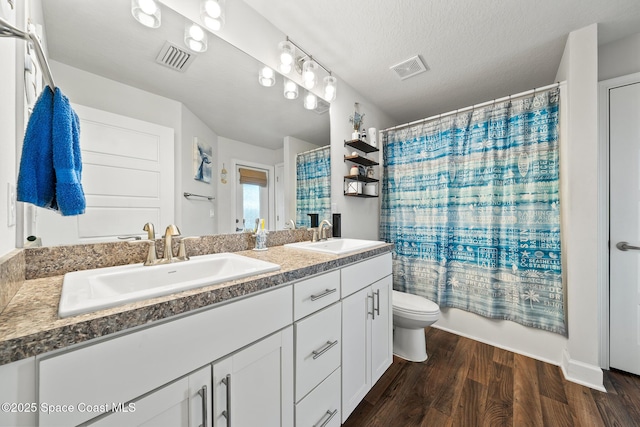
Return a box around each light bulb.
[323,75,337,101]
[184,22,208,52]
[189,24,205,41]
[258,66,276,87]
[202,16,222,31]
[284,79,298,100]
[302,59,317,89]
[204,0,222,18]
[279,41,294,67]
[139,0,157,15]
[278,63,292,74]
[131,0,161,28]
[304,91,317,110]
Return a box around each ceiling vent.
[155,41,196,72]
[390,55,428,80]
[314,98,330,115]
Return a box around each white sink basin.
[58,253,280,318]
[284,238,386,255]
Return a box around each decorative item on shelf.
[350,165,359,176]
[346,181,363,195]
[360,128,367,142]
[366,166,375,178]
[349,102,364,141]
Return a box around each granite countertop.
[0,244,393,365]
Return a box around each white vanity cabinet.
[89,365,211,427]
[340,253,393,423]
[212,327,293,427]
[36,285,292,427]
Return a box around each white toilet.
[392,290,440,362]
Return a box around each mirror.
[17,0,330,246]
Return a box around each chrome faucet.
[319,220,332,241]
[159,224,181,263]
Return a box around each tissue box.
[346,181,362,194]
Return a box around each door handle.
[310,288,337,301]
[197,385,208,427]
[616,241,640,251]
[312,340,339,359]
[221,374,231,423]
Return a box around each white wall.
[554,24,602,389]
[283,136,320,225]
[180,105,218,236]
[216,137,283,233]
[0,4,17,257]
[329,83,394,240]
[599,32,640,81]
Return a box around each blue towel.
[17,87,85,216]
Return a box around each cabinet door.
[370,275,393,385]
[88,365,211,427]
[341,286,372,423]
[213,327,293,427]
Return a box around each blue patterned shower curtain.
[380,88,565,335]
[296,146,331,227]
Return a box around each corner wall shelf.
[343,174,379,183]
[343,154,379,167]
[344,139,379,154]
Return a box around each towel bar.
[183,192,215,201]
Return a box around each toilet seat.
[392,290,440,316]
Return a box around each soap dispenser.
[308,213,319,228]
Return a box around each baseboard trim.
[561,348,606,392]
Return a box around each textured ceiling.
[42,0,329,150]
[244,0,640,124]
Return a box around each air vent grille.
[314,98,330,115]
[155,41,196,72]
[390,55,428,80]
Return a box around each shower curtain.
[380,88,565,335]
[296,146,331,228]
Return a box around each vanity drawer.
[341,252,392,298]
[295,367,341,427]
[293,270,340,321]
[295,302,341,402]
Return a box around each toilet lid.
[393,290,440,315]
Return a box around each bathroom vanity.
[0,244,392,427]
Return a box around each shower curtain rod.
[0,16,55,90]
[296,144,331,157]
[381,81,565,133]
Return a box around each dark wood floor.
[343,328,640,426]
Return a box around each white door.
[370,275,393,385]
[89,365,211,427]
[341,286,371,423]
[212,327,293,427]
[35,104,174,245]
[610,81,640,376]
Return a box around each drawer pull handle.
[314,409,338,427]
[221,374,231,423]
[310,288,337,301]
[312,340,339,359]
[375,289,380,317]
[197,385,208,427]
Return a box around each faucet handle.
[176,236,199,261]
